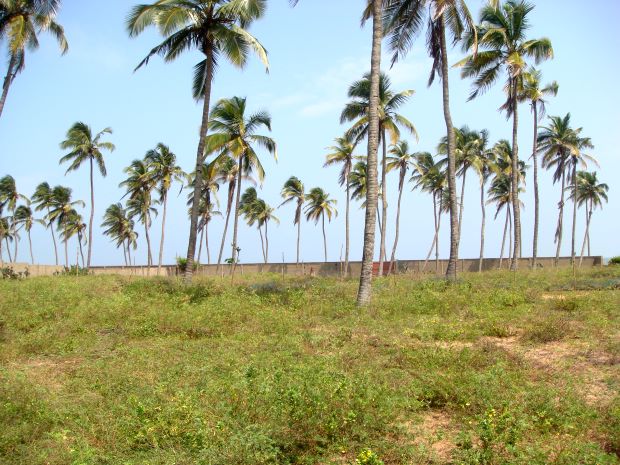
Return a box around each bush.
[1,267,28,280]
[608,256,620,266]
[176,257,198,273]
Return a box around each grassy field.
[1,268,619,465]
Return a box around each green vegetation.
[1,268,618,464]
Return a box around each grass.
[0,267,619,464]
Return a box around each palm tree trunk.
[258,226,266,263]
[356,0,382,306]
[216,183,234,272]
[570,162,578,264]
[378,127,388,277]
[158,190,168,272]
[4,238,12,263]
[127,239,133,267]
[439,18,459,281]
[144,219,152,268]
[510,78,522,271]
[555,169,566,266]
[205,221,211,265]
[479,180,486,273]
[197,225,204,264]
[12,220,18,263]
[579,200,592,268]
[344,172,350,277]
[531,103,540,267]
[185,43,214,283]
[123,241,128,267]
[0,236,4,266]
[322,213,328,263]
[47,208,59,266]
[87,158,95,269]
[458,169,467,244]
[64,219,69,268]
[28,229,34,265]
[231,154,244,275]
[389,172,405,273]
[296,206,301,265]
[265,220,269,264]
[508,204,513,262]
[499,207,509,270]
[0,54,17,120]
[78,235,85,269]
[435,204,443,274]
[423,193,439,272]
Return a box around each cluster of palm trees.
[0,0,612,306]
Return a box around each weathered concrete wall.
[3,263,65,277]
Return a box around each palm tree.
[0,0,68,120]
[538,114,594,265]
[102,203,138,266]
[571,171,608,267]
[59,122,115,269]
[14,203,43,264]
[195,198,221,265]
[472,144,495,272]
[304,187,337,263]
[279,176,305,264]
[384,0,476,281]
[47,186,84,268]
[187,160,219,265]
[127,0,269,282]
[0,174,28,262]
[145,143,185,271]
[61,209,87,268]
[120,159,157,266]
[516,67,558,266]
[341,72,417,276]
[204,97,276,269]
[457,0,553,270]
[32,182,59,265]
[386,140,414,271]
[487,174,514,268]
[241,191,278,264]
[0,216,11,265]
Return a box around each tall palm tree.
[47,186,84,268]
[127,0,269,282]
[279,176,305,264]
[0,174,28,262]
[187,160,219,264]
[204,97,276,268]
[145,143,185,271]
[516,67,558,266]
[102,203,138,266]
[341,72,417,276]
[324,136,359,275]
[386,140,414,271]
[304,187,337,263]
[384,0,476,281]
[14,203,43,264]
[0,0,68,120]
[59,122,115,269]
[457,0,553,270]
[32,182,59,265]
[571,171,608,267]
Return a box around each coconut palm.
[145,143,185,271]
[516,67,558,266]
[570,171,608,267]
[204,97,276,268]
[0,0,68,120]
[457,0,553,270]
[384,0,476,281]
[187,160,219,265]
[241,193,278,264]
[195,198,221,265]
[349,159,383,231]
[472,145,495,272]
[61,209,87,268]
[120,159,157,266]
[14,203,43,264]
[0,216,12,265]
[59,122,115,269]
[102,203,138,266]
[127,0,269,282]
[341,72,417,276]
[238,187,264,261]
[304,187,337,263]
[279,176,305,264]
[386,140,414,271]
[31,182,59,265]
[0,174,28,262]
[47,186,84,268]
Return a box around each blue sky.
[1,0,618,266]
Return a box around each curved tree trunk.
[510,78,522,271]
[231,154,244,276]
[28,229,34,265]
[499,207,509,270]
[478,180,486,273]
[435,203,443,274]
[344,173,350,277]
[197,225,204,264]
[205,221,211,265]
[531,103,540,267]
[87,158,95,269]
[0,54,17,121]
[265,220,269,264]
[555,168,566,266]
[508,204,513,263]
[458,169,467,244]
[4,237,12,263]
[322,213,327,263]
[296,205,301,265]
[158,190,168,272]
[123,241,128,267]
[439,18,459,281]
[64,219,69,269]
[570,162,578,264]
[185,43,214,283]
[389,171,405,274]
[78,235,85,269]
[258,226,266,263]
[47,207,59,266]
[378,127,388,277]
[12,217,18,263]
[127,239,133,267]
[216,182,235,272]
[579,200,592,268]
[144,218,153,269]
[356,0,382,306]
[423,193,439,272]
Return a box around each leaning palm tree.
[304,187,337,263]
[195,198,221,265]
[384,0,476,281]
[487,174,514,269]
[14,203,43,264]
[0,174,28,262]
[102,203,137,266]
[187,160,219,265]
[0,216,12,265]
[59,122,115,269]
[204,97,276,268]
[457,0,553,270]
[517,67,558,266]
[0,0,68,120]
[127,190,158,267]
[145,143,185,271]
[279,176,305,264]
[386,140,414,271]
[571,171,608,267]
[127,0,269,282]
[472,145,495,272]
[245,195,279,264]
[341,72,417,276]
[61,209,87,268]
[32,182,59,264]
[47,186,84,268]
